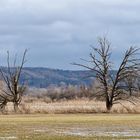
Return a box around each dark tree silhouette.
[0,49,27,113]
[73,37,140,111]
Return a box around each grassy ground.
[0,114,139,140]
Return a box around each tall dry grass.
[4,97,140,114]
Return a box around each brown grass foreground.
[3,97,140,114]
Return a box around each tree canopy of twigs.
[73,37,140,111]
[0,49,27,113]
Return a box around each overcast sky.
[0,0,140,70]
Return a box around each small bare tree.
[123,70,138,96]
[0,49,27,113]
[73,37,140,111]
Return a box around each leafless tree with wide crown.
[73,37,140,111]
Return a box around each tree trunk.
[129,87,132,96]
[14,102,19,113]
[106,96,113,111]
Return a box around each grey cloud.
[0,0,139,69]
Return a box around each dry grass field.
[0,114,139,140]
[1,97,139,139]
[3,98,140,114]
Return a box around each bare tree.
[123,70,138,96]
[0,49,27,113]
[73,37,140,111]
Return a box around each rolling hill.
[19,67,94,88]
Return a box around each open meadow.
[5,98,140,114]
[0,114,139,140]
[1,0,140,140]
